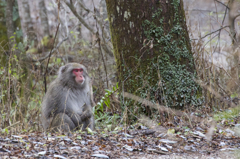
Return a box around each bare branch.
[77,0,109,39]
[123,92,205,126]
[64,0,95,34]
[215,0,229,9]
[27,36,69,62]
[64,0,113,57]
[123,92,183,117]
[234,13,240,21]
[78,1,91,13]
[201,25,229,39]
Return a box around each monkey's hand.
[68,111,91,130]
[80,110,92,121]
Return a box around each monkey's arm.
[89,80,96,107]
[80,107,93,121]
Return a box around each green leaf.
[2,128,9,134]
[86,128,94,135]
[56,58,61,64]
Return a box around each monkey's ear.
[58,65,67,75]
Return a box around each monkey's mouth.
[79,80,84,84]
[77,79,84,84]
[76,76,85,84]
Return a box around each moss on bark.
[106,0,202,113]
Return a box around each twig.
[78,0,91,13]
[27,36,68,62]
[64,0,113,57]
[196,80,237,108]
[235,14,240,20]
[93,2,109,88]
[124,92,182,116]
[203,33,218,48]
[217,0,229,52]
[2,121,20,130]
[77,0,109,39]
[201,25,229,39]
[43,23,60,93]
[64,0,95,34]
[221,1,229,26]
[215,0,229,9]
[123,92,203,127]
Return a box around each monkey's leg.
[50,113,76,133]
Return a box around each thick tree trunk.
[106,0,202,109]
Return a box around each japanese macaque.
[41,63,95,133]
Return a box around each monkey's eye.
[73,69,83,73]
[72,69,78,73]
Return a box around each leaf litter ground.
[0,120,240,159]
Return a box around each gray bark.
[99,0,109,32]
[228,0,240,47]
[6,0,15,48]
[39,0,49,36]
[21,0,38,46]
[76,0,83,38]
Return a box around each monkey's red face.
[72,68,85,85]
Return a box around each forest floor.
[0,117,240,159]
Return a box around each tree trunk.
[39,0,49,37]
[15,0,34,124]
[19,0,37,46]
[228,0,240,48]
[100,0,109,32]
[106,0,202,110]
[6,0,15,48]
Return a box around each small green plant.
[95,83,118,113]
[94,83,120,130]
[1,128,9,134]
[214,106,240,121]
